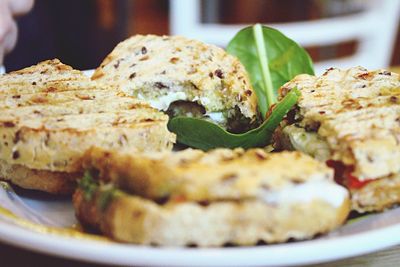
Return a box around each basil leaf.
[168,88,300,150]
[227,24,314,118]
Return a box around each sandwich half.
[91,35,259,132]
[74,147,350,246]
[276,67,400,212]
[0,59,175,194]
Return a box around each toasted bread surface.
[350,173,400,212]
[0,60,175,193]
[92,35,258,121]
[279,67,400,180]
[0,59,105,95]
[0,159,77,194]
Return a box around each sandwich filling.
[166,101,258,133]
[79,147,349,209]
[80,169,348,210]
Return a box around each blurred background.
[5,0,400,73]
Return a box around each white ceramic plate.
[0,69,399,266]
[0,183,399,267]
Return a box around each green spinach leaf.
[168,88,300,150]
[227,24,314,118]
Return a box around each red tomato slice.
[346,173,373,189]
[326,160,372,189]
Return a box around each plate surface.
[0,183,399,267]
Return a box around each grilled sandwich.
[74,147,350,246]
[0,59,175,194]
[92,35,259,133]
[276,67,400,212]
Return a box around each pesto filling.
[282,124,331,161]
[79,170,121,210]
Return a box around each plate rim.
[0,213,399,267]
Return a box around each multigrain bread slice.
[0,159,77,194]
[92,35,259,132]
[350,173,400,213]
[276,67,400,212]
[74,147,350,246]
[83,147,338,201]
[0,59,175,193]
[73,187,350,247]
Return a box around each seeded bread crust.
[92,35,258,120]
[0,59,175,192]
[279,67,400,180]
[0,59,104,95]
[0,159,77,194]
[350,173,400,213]
[73,188,350,246]
[83,147,335,201]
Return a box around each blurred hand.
[0,0,34,64]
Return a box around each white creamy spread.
[199,96,211,106]
[145,92,187,110]
[283,125,331,161]
[261,180,348,208]
[207,112,225,124]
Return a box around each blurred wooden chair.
[169,0,400,74]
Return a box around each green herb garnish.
[227,24,314,117]
[78,170,98,201]
[168,88,300,150]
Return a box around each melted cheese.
[261,180,348,208]
[207,112,225,124]
[144,92,187,110]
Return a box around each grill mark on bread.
[44,87,57,92]
[221,173,238,183]
[169,57,179,64]
[139,55,149,61]
[75,94,95,100]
